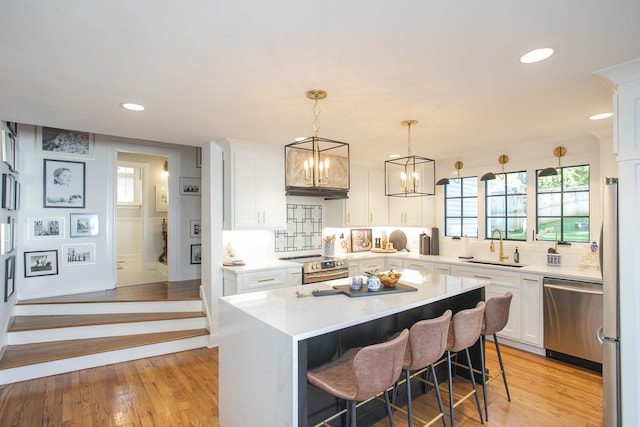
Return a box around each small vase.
[324,242,335,257]
[547,254,561,266]
[367,277,381,292]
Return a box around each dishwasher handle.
[543,283,603,295]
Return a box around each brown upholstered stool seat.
[307,329,409,427]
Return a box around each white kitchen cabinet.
[450,265,522,342]
[223,267,301,295]
[388,196,423,226]
[348,262,360,277]
[434,264,451,275]
[326,165,388,227]
[218,138,286,230]
[520,274,543,346]
[287,268,303,286]
[386,257,403,270]
[358,258,385,275]
[402,259,435,273]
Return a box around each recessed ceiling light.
[121,102,146,111]
[389,154,401,158]
[520,47,554,64]
[588,112,613,121]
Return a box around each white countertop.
[219,269,486,341]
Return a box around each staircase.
[0,280,210,385]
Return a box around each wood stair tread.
[0,329,210,370]
[17,280,201,304]
[8,312,206,332]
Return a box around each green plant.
[364,270,378,278]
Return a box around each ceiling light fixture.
[121,102,146,111]
[481,154,509,181]
[284,89,350,199]
[588,112,613,120]
[436,161,463,186]
[384,120,435,197]
[520,47,554,64]
[538,146,566,177]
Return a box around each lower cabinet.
[223,267,301,296]
[402,259,435,273]
[357,258,385,275]
[520,274,542,346]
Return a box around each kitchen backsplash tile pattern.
[274,204,322,252]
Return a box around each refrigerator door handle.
[596,325,604,345]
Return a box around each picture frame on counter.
[190,220,201,238]
[179,177,201,196]
[43,159,86,208]
[24,249,59,278]
[350,228,373,253]
[70,213,99,237]
[62,243,95,266]
[36,126,95,160]
[4,255,15,302]
[28,217,65,240]
[190,244,202,264]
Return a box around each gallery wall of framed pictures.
[1,122,19,303]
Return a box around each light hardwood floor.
[0,344,602,426]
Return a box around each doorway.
[116,152,169,286]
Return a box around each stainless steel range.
[279,254,349,284]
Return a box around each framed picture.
[62,243,95,266]
[70,213,99,237]
[350,228,373,253]
[1,130,15,170]
[190,244,202,264]
[190,219,201,238]
[7,122,17,137]
[180,177,201,195]
[36,126,94,159]
[24,250,59,277]
[196,147,202,168]
[155,184,168,212]
[43,159,86,208]
[28,217,65,239]
[9,216,16,252]
[0,223,11,254]
[2,173,16,210]
[4,255,15,302]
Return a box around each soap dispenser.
[514,247,520,263]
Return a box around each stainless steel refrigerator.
[598,177,621,426]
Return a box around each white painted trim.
[14,300,203,315]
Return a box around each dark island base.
[298,287,485,427]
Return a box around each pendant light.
[480,154,509,181]
[384,120,435,197]
[538,146,566,177]
[436,161,463,185]
[284,89,350,199]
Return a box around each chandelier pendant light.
[538,146,566,177]
[436,161,463,186]
[284,90,350,199]
[481,154,509,181]
[385,120,435,197]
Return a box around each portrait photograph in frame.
[70,213,99,237]
[179,177,201,196]
[4,255,15,302]
[190,220,201,238]
[28,217,65,239]
[62,243,96,266]
[24,250,59,278]
[43,159,85,208]
[190,244,202,264]
[36,126,94,159]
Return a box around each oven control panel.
[310,259,348,270]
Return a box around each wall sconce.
[436,161,463,185]
[384,120,435,197]
[538,146,566,177]
[162,160,169,178]
[480,154,509,181]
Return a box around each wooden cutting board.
[389,230,408,251]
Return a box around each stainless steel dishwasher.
[543,277,603,365]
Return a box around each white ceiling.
[1,1,639,165]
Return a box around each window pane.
[537,193,561,216]
[462,219,478,238]
[507,218,527,240]
[446,218,461,236]
[463,177,478,196]
[507,172,527,193]
[563,217,589,242]
[446,181,461,198]
[563,166,589,191]
[486,178,505,196]
[537,173,561,192]
[536,218,560,241]
[563,191,589,216]
[487,218,505,236]
[446,199,461,216]
[462,197,477,217]
[507,195,527,216]
[486,195,505,216]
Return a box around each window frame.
[116,162,143,207]
[443,175,478,238]
[484,170,527,241]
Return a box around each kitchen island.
[219,269,487,427]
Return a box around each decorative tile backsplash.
[274,204,322,252]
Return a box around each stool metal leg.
[480,335,489,421]
[447,350,454,427]
[405,370,413,427]
[384,390,396,427]
[464,348,484,424]
[493,334,511,401]
[430,364,447,427]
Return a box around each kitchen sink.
[465,259,526,268]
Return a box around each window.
[536,165,590,243]
[117,164,143,205]
[485,171,527,240]
[444,176,478,237]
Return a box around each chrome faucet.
[490,228,509,262]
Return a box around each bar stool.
[307,329,409,427]
[445,301,485,427]
[401,309,452,427]
[480,292,513,421]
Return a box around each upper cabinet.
[218,139,286,230]
[326,165,388,227]
[388,196,423,227]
